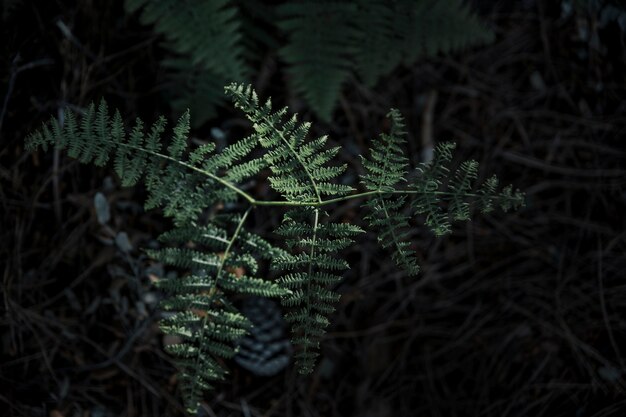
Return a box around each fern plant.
[26,83,523,414]
[125,0,493,124]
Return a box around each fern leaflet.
[361,109,419,275]
[151,210,289,412]
[226,83,363,373]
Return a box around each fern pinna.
[26,84,523,414]
[224,84,363,374]
[361,109,420,275]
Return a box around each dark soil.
[1,1,625,416]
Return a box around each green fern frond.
[151,210,289,413]
[126,0,248,126]
[26,101,263,225]
[361,108,409,191]
[225,82,354,203]
[273,208,362,374]
[352,0,493,87]
[352,0,403,87]
[361,109,419,275]
[126,0,492,122]
[411,142,524,237]
[163,58,227,128]
[27,83,525,413]
[277,0,492,118]
[225,82,363,373]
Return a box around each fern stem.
[257,113,322,203]
[215,208,252,290]
[302,208,320,372]
[106,140,518,210]
[113,142,518,210]
[253,190,499,207]
[117,141,258,204]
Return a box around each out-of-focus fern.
[27,83,523,414]
[354,0,494,87]
[125,0,248,126]
[395,0,494,66]
[126,0,246,80]
[280,0,494,120]
[277,1,358,122]
[163,58,228,128]
[124,0,493,124]
[351,0,401,87]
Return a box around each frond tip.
[362,112,524,276]
[273,209,364,374]
[412,142,524,237]
[361,108,420,275]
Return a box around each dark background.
[1,1,626,416]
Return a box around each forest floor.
[1,1,626,416]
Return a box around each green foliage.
[126,0,246,80]
[361,109,419,275]
[26,100,266,226]
[280,0,494,120]
[225,83,362,373]
[162,58,228,128]
[411,142,524,237]
[359,109,524,274]
[150,214,288,412]
[125,0,247,126]
[125,0,493,124]
[277,2,359,122]
[26,83,523,414]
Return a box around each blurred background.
[1,0,625,416]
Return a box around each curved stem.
[213,208,252,288]
[301,208,320,372]
[119,141,517,209]
[119,142,258,204]
[253,190,486,207]
[256,113,322,204]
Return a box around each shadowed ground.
[1,1,625,416]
